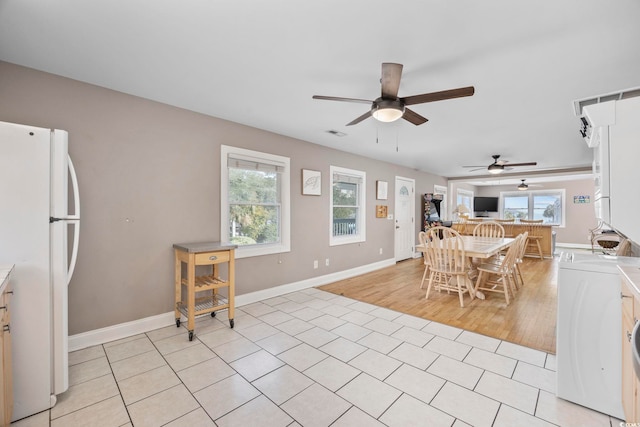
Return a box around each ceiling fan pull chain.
[396,127,399,152]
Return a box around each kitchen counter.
[0,265,13,294]
[452,221,554,258]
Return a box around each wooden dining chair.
[484,230,527,288]
[473,221,505,238]
[463,219,482,235]
[474,233,523,305]
[520,219,544,259]
[418,231,430,289]
[495,219,515,237]
[513,231,528,288]
[471,221,505,264]
[424,226,474,307]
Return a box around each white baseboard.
[69,257,396,352]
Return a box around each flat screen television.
[473,196,499,213]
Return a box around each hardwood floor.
[318,255,558,354]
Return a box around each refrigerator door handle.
[67,155,80,285]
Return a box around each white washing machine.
[557,251,640,419]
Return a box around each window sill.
[330,235,366,247]
[235,243,290,259]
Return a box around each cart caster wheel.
[176,319,181,328]
[188,331,194,341]
[229,319,234,328]
[211,311,216,318]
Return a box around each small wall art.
[302,169,321,195]
[573,195,590,204]
[376,180,388,200]
[376,205,388,218]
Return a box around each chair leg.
[502,273,510,305]
[507,272,517,296]
[420,265,429,289]
[535,240,544,260]
[425,271,436,300]
[456,275,465,308]
[515,263,524,288]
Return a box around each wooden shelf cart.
[173,242,237,341]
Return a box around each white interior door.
[394,176,415,261]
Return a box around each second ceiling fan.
[312,63,475,126]
[464,155,537,175]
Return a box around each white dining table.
[416,236,515,259]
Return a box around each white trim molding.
[69,258,396,352]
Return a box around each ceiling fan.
[517,179,543,190]
[518,179,529,190]
[464,155,537,175]
[312,63,474,126]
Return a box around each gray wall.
[0,61,447,334]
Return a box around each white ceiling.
[1,1,639,179]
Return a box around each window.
[221,145,290,258]
[457,189,474,216]
[434,185,448,220]
[501,189,565,226]
[330,166,366,246]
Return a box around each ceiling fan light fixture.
[372,99,405,123]
[487,164,504,174]
[518,179,529,190]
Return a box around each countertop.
[173,242,238,253]
[0,265,14,294]
[619,264,640,299]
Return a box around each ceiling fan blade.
[402,108,428,125]
[506,162,537,167]
[312,95,373,105]
[346,110,372,126]
[467,167,487,172]
[402,86,475,106]
[381,63,403,98]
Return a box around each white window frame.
[500,189,566,226]
[434,185,448,221]
[221,145,290,259]
[457,188,474,217]
[330,165,366,246]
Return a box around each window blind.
[228,154,285,173]
[333,172,362,184]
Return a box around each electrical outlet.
[325,258,330,267]
[379,248,383,255]
[313,260,318,269]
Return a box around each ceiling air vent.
[326,130,346,137]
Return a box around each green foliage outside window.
[228,168,280,245]
[332,182,357,219]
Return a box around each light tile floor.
[13,288,623,427]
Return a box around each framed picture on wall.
[302,169,321,195]
[376,180,388,200]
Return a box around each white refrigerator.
[0,121,80,421]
